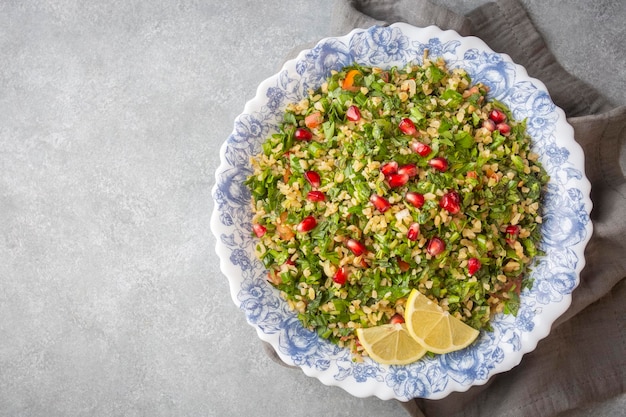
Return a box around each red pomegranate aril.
[439,191,461,214]
[252,224,267,238]
[296,216,317,233]
[496,122,511,135]
[505,224,520,245]
[387,173,409,188]
[307,190,326,202]
[333,266,348,285]
[398,164,418,177]
[506,225,520,236]
[411,141,432,157]
[407,222,420,241]
[294,127,313,141]
[304,170,321,188]
[428,157,448,172]
[399,118,417,136]
[405,191,425,208]
[467,257,481,276]
[489,109,507,123]
[346,105,361,122]
[427,237,446,256]
[370,194,391,213]
[482,119,496,132]
[380,161,399,176]
[389,313,405,325]
[346,238,367,256]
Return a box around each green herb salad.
[246,56,549,353]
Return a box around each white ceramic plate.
[211,23,592,400]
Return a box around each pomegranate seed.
[397,164,418,177]
[307,190,326,202]
[333,266,348,285]
[389,313,405,325]
[411,141,431,157]
[496,122,511,135]
[387,173,409,188]
[405,191,425,208]
[370,194,391,213]
[294,127,313,141]
[380,161,399,176]
[399,118,417,136]
[346,105,361,122]
[304,170,321,188]
[467,257,481,276]
[489,109,507,123]
[252,224,267,238]
[427,237,446,256]
[296,216,317,233]
[482,119,496,132]
[506,225,520,235]
[428,157,448,172]
[439,191,461,214]
[346,238,367,256]
[505,224,520,245]
[407,222,420,241]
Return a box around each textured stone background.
[0,1,624,416]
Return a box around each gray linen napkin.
[264,1,626,416]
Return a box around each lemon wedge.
[405,289,480,354]
[356,323,427,365]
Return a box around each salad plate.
[211,23,592,400]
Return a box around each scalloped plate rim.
[210,23,593,401]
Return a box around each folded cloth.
[264,1,626,416]
[330,1,626,416]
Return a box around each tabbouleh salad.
[245,56,548,355]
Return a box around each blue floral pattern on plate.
[211,23,592,400]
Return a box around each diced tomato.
[397,259,411,272]
[305,111,324,129]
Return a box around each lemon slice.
[356,323,427,365]
[405,289,480,354]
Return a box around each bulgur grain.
[246,59,548,349]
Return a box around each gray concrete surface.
[0,1,624,416]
